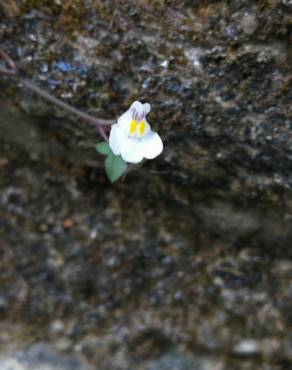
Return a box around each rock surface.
[0,1,292,369]
[0,343,93,370]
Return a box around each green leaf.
[95,142,111,155]
[105,154,127,183]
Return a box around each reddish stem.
[19,79,112,141]
[0,49,18,76]
[0,48,113,141]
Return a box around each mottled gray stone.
[0,343,93,370]
[0,1,291,370]
[143,352,222,370]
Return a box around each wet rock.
[0,343,93,370]
[142,352,224,370]
[233,339,260,356]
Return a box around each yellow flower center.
[129,119,137,135]
[138,121,145,136]
[129,120,146,137]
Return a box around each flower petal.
[109,124,126,155]
[136,119,151,139]
[143,103,151,114]
[141,130,163,159]
[120,137,144,164]
[131,101,144,116]
[117,101,152,137]
[117,109,133,134]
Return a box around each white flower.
[109,101,163,164]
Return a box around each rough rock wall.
[0,1,292,369]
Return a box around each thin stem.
[122,159,145,180]
[0,49,18,76]
[19,79,112,141]
[0,48,114,142]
